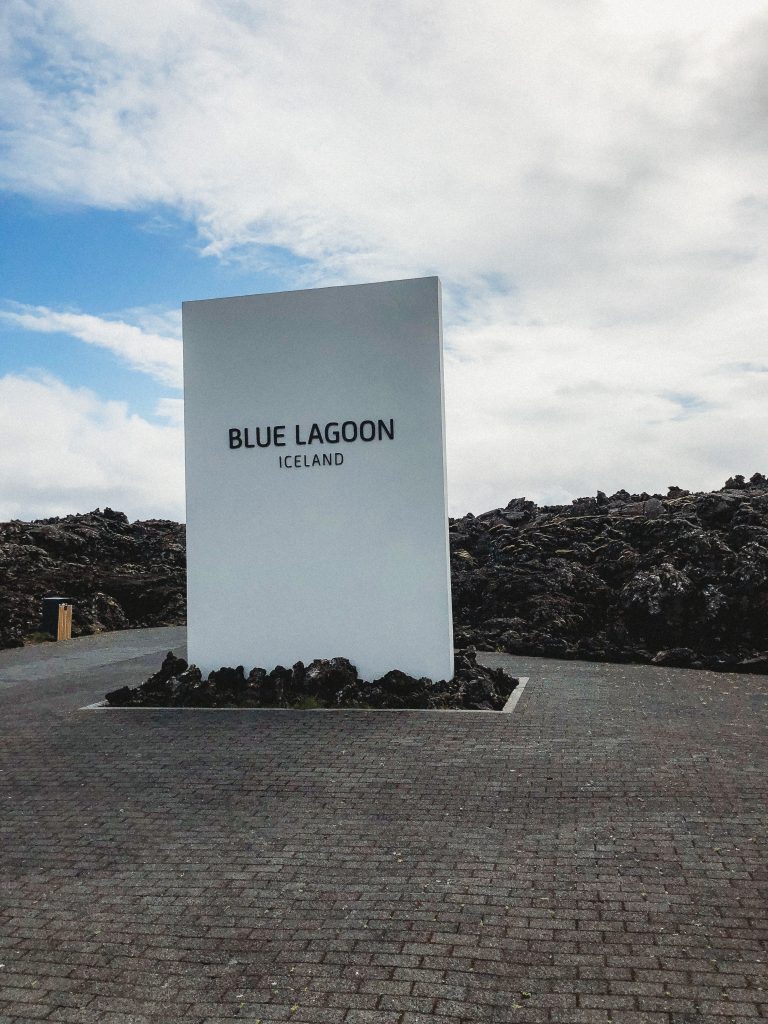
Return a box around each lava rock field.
[0,508,185,649]
[2,474,767,673]
[452,473,768,672]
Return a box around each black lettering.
[278,456,283,467]
[228,428,243,449]
[274,425,286,447]
[295,424,306,445]
[322,453,332,465]
[334,453,344,465]
[324,422,340,443]
[308,423,323,444]
[378,418,395,440]
[243,427,256,449]
[341,420,357,442]
[312,454,321,466]
[360,419,375,441]
[255,426,271,448]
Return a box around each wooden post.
[57,603,72,642]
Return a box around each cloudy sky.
[1,0,767,521]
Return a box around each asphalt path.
[0,627,186,690]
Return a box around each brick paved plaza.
[1,629,766,1023]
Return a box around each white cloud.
[155,396,184,426]
[444,311,768,513]
[3,0,765,280]
[1,0,767,514]
[118,306,182,340]
[0,373,185,521]
[0,304,183,387]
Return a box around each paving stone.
[0,631,767,1023]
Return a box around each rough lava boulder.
[105,649,518,711]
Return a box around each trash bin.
[41,597,73,639]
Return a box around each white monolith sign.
[182,276,453,680]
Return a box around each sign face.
[182,277,453,680]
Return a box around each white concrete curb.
[501,676,530,713]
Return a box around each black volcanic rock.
[105,650,518,711]
[451,474,768,672]
[4,474,768,673]
[0,508,185,648]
